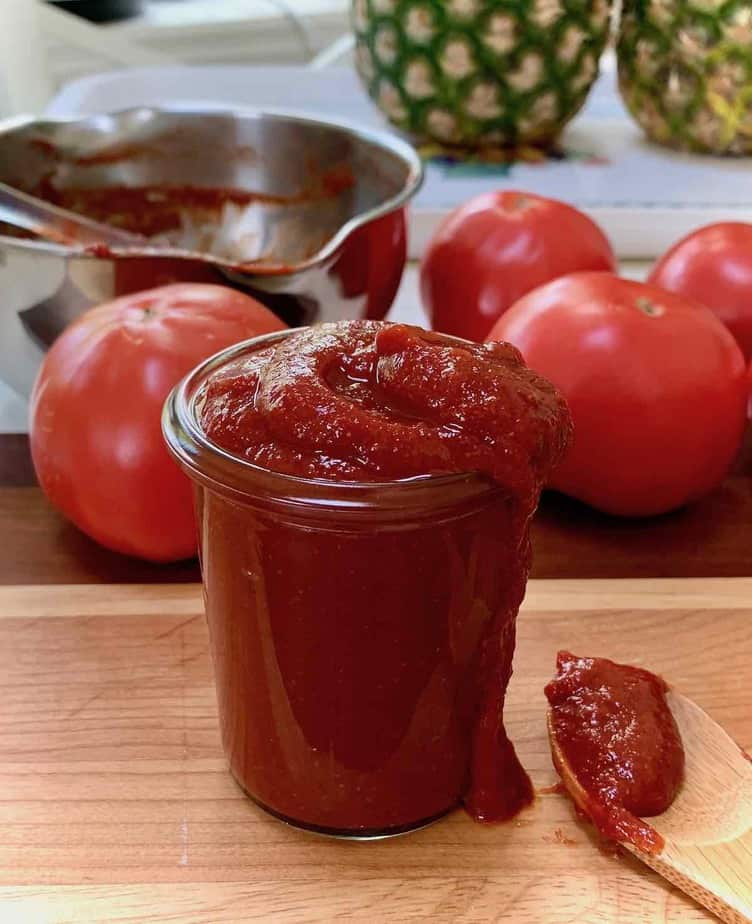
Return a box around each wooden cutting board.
[0,579,750,923]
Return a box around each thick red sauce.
[8,160,354,266]
[196,321,571,834]
[200,322,569,494]
[545,651,685,854]
[36,182,302,239]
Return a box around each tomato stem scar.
[635,297,664,318]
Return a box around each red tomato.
[649,222,752,360]
[30,284,286,562]
[488,272,748,517]
[421,191,615,342]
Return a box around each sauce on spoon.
[545,651,685,853]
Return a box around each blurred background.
[3,0,348,100]
[0,0,751,579]
[1,0,750,432]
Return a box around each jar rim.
[162,327,500,510]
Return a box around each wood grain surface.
[630,692,752,924]
[0,580,749,923]
[2,431,752,584]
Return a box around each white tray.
[46,61,752,260]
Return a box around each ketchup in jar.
[164,321,571,836]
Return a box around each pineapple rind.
[353,0,612,147]
[618,0,752,155]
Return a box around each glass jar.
[163,331,532,838]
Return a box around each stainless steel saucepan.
[0,106,423,398]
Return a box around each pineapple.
[352,0,612,148]
[618,0,752,155]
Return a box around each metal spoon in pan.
[0,180,144,248]
[0,180,341,273]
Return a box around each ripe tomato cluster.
[28,192,752,563]
[422,193,750,517]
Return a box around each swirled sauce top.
[197,320,572,496]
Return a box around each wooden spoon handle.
[627,835,752,924]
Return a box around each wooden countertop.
[1,579,749,922]
[2,432,751,584]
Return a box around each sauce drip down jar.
[163,330,536,837]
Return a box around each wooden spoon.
[548,690,752,924]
